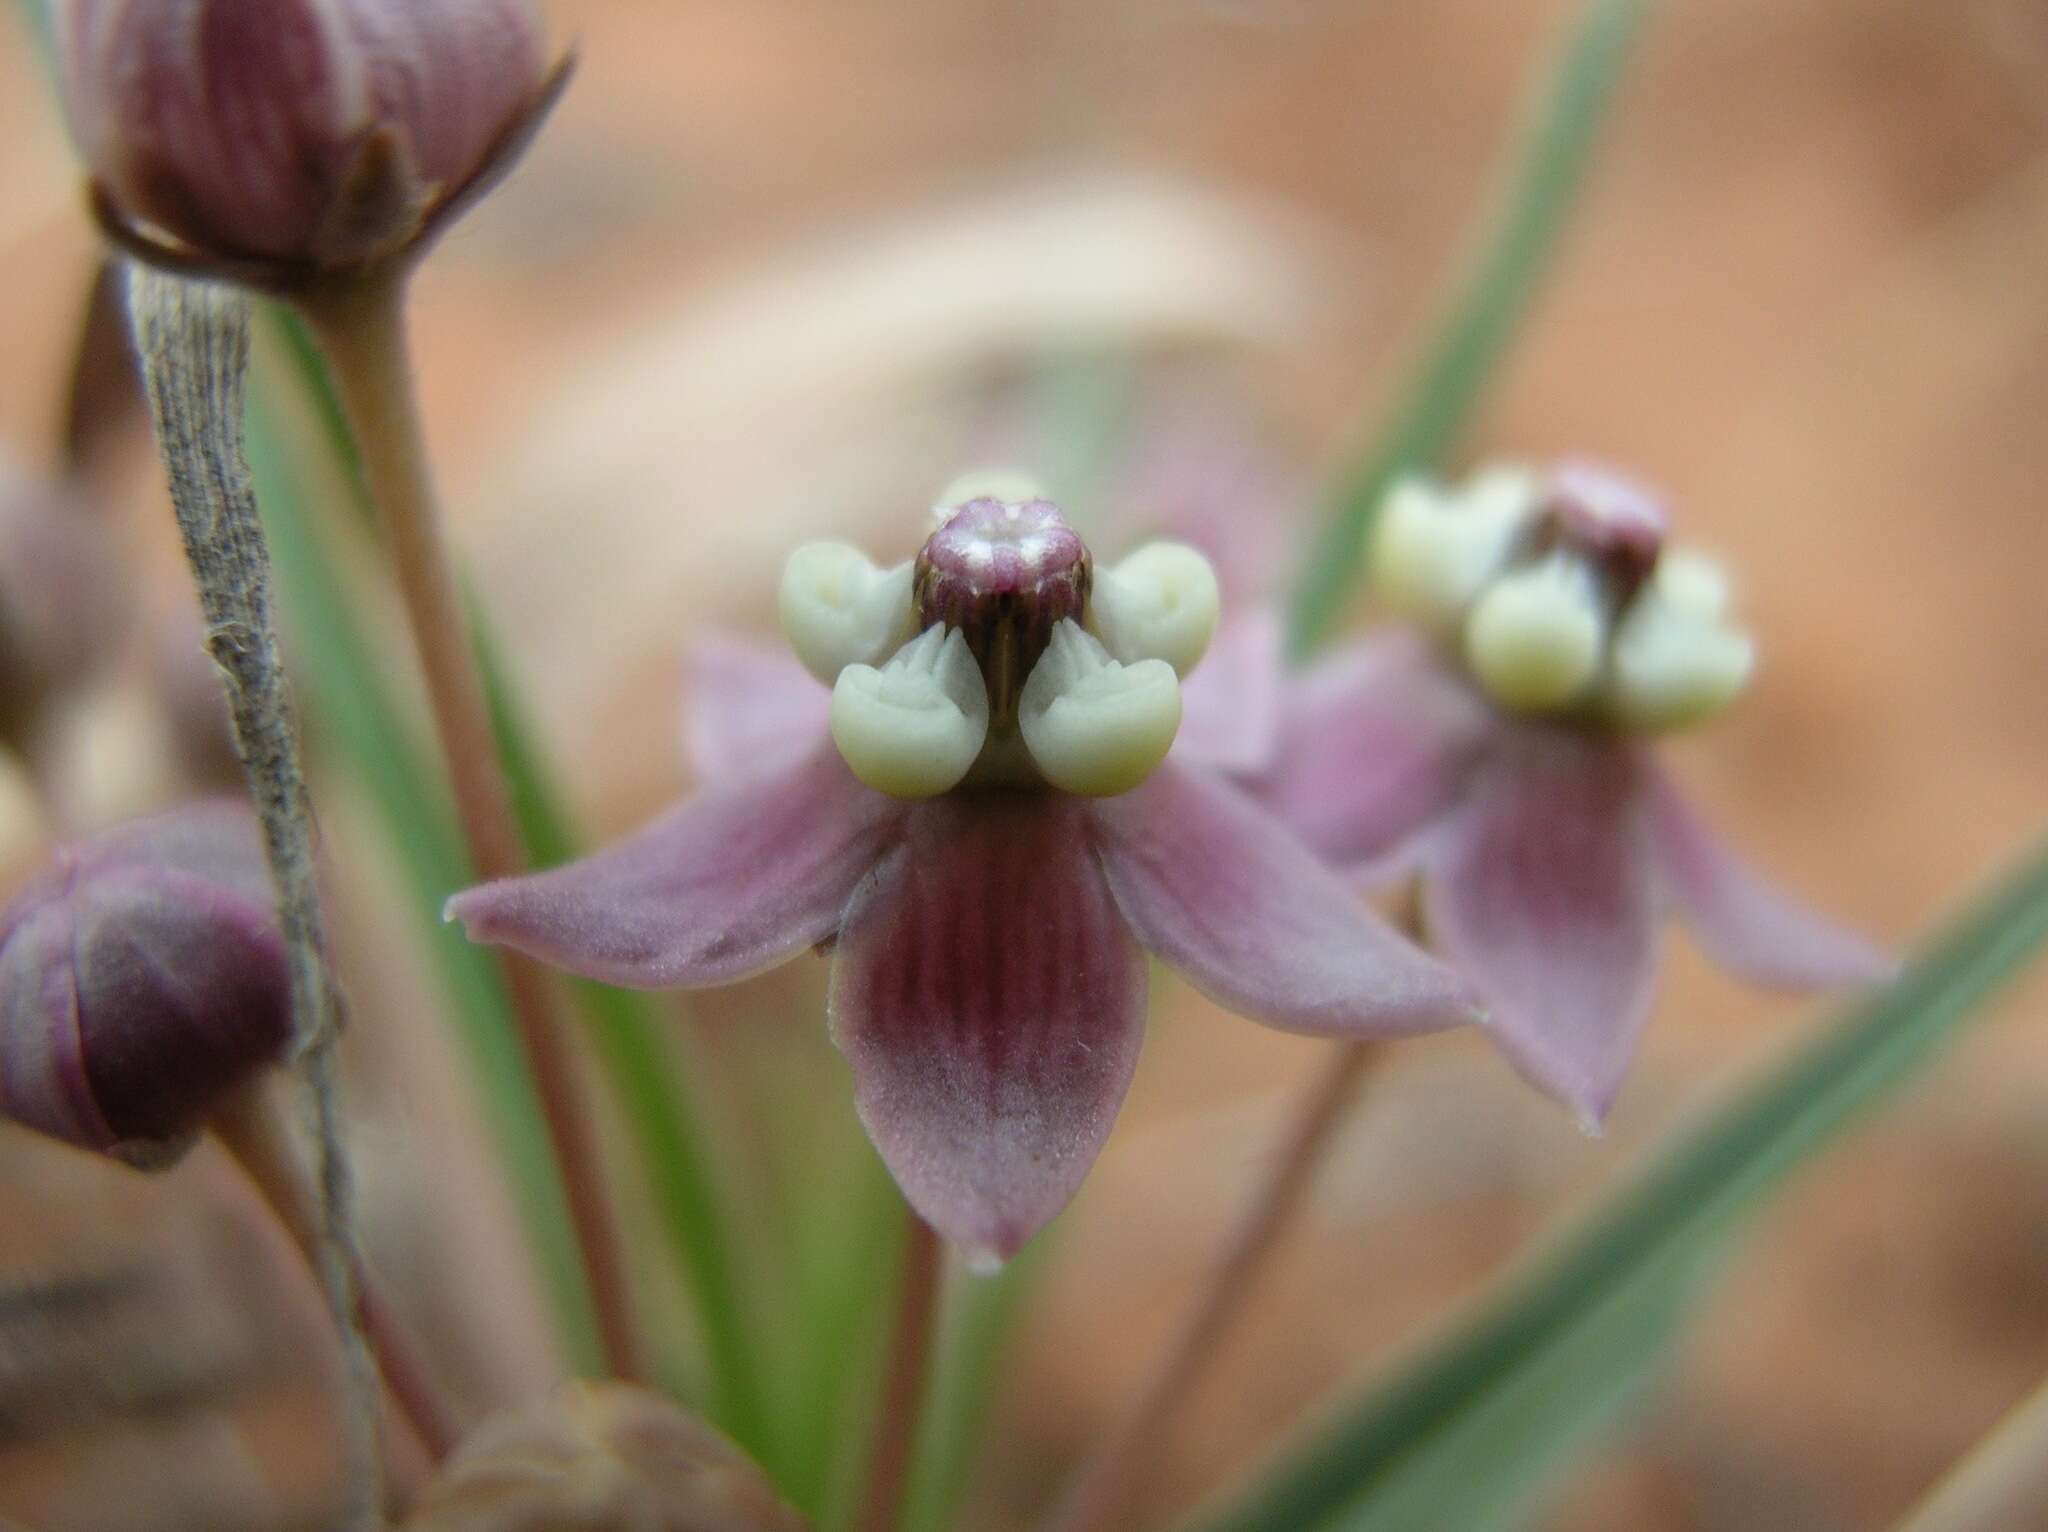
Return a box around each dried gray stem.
[126,267,381,1529]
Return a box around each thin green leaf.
[9,0,51,66]
[1284,0,1659,659]
[242,386,602,1372]
[900,1241,1046,1532]
[1189,835,2048,1532]
[255,307,775,1457]
[799,1136,908,1529]
[469,614,775,1456]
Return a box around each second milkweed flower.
[1265,461,1895,1125]
[452,493,1476,1266]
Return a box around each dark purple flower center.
[915,499,1091,724]
[1535,461,1667,600]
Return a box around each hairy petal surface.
[829,794,1147,1267]
[1266,633,1492,884]
[1091,760,1474,1038]
[449,746,904,987]
[1423,727,1658,1126]
[681,630,832,788]
[1643,761,1896,989]
[1174,609,1284,776]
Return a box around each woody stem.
[296,273,645,1384]
[1042,1039,1387,1532]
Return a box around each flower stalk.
[1042,1040,1387,1532]
[294,269,647,1384]
[211,1078,463,1465]
[126,267,381,1527]
[857,1211,944,1532]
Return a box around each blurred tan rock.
[404,1383,806,1532]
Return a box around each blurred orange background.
[2,1,2046,1528]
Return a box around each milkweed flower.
[1264,461,1895,1126]
[0,800,293,1168]
[56,0,553,279]
[452,494,1476,1266]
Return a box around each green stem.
[856,1212,944,1532]
[1285,0,1659,658]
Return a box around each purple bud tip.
[1542,460,1668,588]
[57,0,548,267]
[0,801,292,1168]
[915,499,1091,720]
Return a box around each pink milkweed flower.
[1263,460,1896,1127]
[452,489,1477,1267]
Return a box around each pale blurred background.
[2,1,2047,1528]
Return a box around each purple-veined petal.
[1174,609,1284,777]
[449,746,905,988]
[680,630,832,788]
[1264,632,1491,886]
[828,793,1147,1267]
[1643,761,1896,989]
[1422,726,1659,1127]
[1090,759,1475,1038]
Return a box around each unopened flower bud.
[0,800,290,1168]
[58,0,550,273]
[404,1382,807,1532]
[0,457,123,754]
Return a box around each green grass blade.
[1285,0,1659,659]
[255,307,775,1456]
[1188,835,2048,1532]
[900,1242,1046,1532]
[469,615,775,1455]
[9,0,50,63]
[242,387,602,1372]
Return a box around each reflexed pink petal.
[1090,759,1474,1038]
[1422,727,1659,1126]
[1174,610,1284,776]
[829,793,1147,1266]
[449,746,904,988]
[680,631,832,788]
[1643,762,1896,989]
[1265,633,1491,886]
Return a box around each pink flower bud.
[0,800,292,1168]
[0,456,123,751]
[57,0,549,269]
